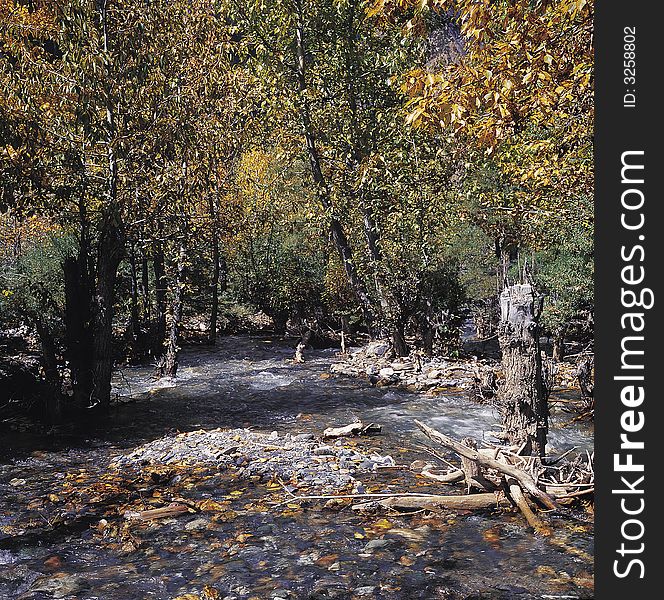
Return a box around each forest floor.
[1,335,594,600]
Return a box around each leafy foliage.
[1,0,593,417]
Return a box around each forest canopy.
[1,0,593,419]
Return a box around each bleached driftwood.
[507,479,552,535]
[323,421,381,439]
[353,492,509,512]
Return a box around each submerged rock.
[354,585,377,596]
[28,574,86,598]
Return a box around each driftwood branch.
[414,420,558,510]
[410,460,465,483]
[281,492,443,503]
[353,492,510,512]
[420,468,465,484]
[507,480,552,536]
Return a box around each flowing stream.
[0,335,593,600]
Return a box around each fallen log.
[352,492,510,512]
[414,420,558,510]
[282,491,443,502]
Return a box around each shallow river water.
[0,336,594,600]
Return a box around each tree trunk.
[208,194,221,345]
[392,321,408,357]
[87,0,125,412]
[157,240,186,378]
[272,311,289,336]
[33,315,62,424]
[63,256,93,408]
[552,326,566,362]
[293,1,375,332]
[128,242,140,339]
[89,211,124,410]
[208,250,220,345]
[497,284,548,457]
[420,303,434,357]
[153,237,167,356]
[140,241,150,322]
[576,356,594,408]
[422,324,434,357]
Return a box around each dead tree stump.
[497,284,548,457]
[294,329,313,363]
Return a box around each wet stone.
[184,517,209,531]
[363,539,392,552]
[28,573,86,598]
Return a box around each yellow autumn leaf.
[373,518,393,530]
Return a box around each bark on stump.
[497,284,548,457]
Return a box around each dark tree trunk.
[208,194,221,345]
[86,0,125,412]
[208,247,220,345]
[293,1,375,332]
[392,321,409,357]
[497,284,548,457]
[576,356,594,408]
[128,242,140,339]
[419,303,434,357]
[63,256,93,408]
[89,212,124,410]
[421,323,434,357]
[340,314,351,353]
[140,243,150,322]
[157,240,186,378]
[272,311,289,336]
[33,315,62,423]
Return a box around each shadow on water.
[3,335,592,460]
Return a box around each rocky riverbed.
[113,428,395,494]
[330,340,584,396]
[330,340,489,393]
[1,335,594,600]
